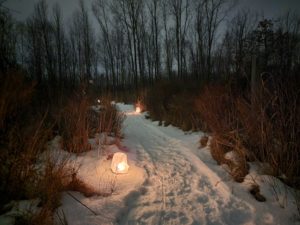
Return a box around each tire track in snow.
[117,107,253,225]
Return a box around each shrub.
[0,71,51,206]
[0,114,52,204]
[0,70,35,133]
[144,80,203,131]
[66,171,98,197]
[59,95,92,153]
[195,84,239,135]
[195,76,300,186]
[0,71,74,224]
[195,85,249,182]
[59,94,125,153]
[97,99,125,138]
[237,76,300,186]
[199,135,209,148]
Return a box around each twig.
[161,175,166,210]
[56,209,68,225]
[67,192,97,215]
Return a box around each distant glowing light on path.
[136,106,141,113]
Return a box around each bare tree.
[276,11,300,74]
[93,0,117,90]
[202,0,230,80]
[114,0,144,89]
[52,3,64,90]
[169,0,190,78]
[147,0,161,81]
[69,0,95,84]
[79,0,94,80]
[229,10,257,76]
[192,0,206,79]
[162,1,173,79]
[0,6,17,72]
[35,0,56,86]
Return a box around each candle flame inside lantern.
[117,162,126,172]
[135,106,141,113]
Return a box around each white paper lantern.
[111,152,129,174]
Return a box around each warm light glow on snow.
[136,106,141,113]
[117,162,126,172]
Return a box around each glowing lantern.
[111,152,129,174]
[97,99,101,104]
[135,100,142,113]
[135,106,141,113]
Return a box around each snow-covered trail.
[56,103,298,225]
[117,104,254,225]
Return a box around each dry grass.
[59,95,91,153]
[10,159,71,225]
[59,95,124,153]
[237,77,300,186]
[0,71,52,206]
[195,76,299,187]
[210,136,249,182]
[0,70,126,224]
[36,162,68,210]
[144,80,203,131]
[14,208,53,225]
[195,85,249,182]
[0,70,35,131]
[0,138,67,225]
[66,172,98,197]
[209,136,228,165]
[195,85,239,134]
[0,72,83,224]
[97,99,125,138]
[226,160,249,183]
[199,135,209,148]
[0,115,52,202]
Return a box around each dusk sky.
[3,0,300,24]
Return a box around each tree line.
[1,0,300,92]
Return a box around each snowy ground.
[1,103,298,225]
[59,103,300,225]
